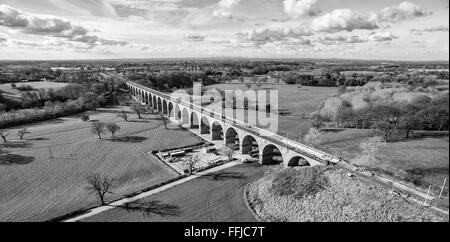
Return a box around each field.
[0,106,203,221]
[247,166,448,222]
[320,129,449,195]
[0,81,69,97]
[204,83,339,137]
[83,163,264,222]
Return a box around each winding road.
[82,163,264,222]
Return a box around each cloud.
[312,9,378,33]
[184,33,206,41]
[377,1,431,23]
[318,35,368,45]
[213,0,241,18]
[238,27,313,45]
[410,26,449,35]
[0,33,7,43]
[368,31,398,42]
[283,0,320,18]
[0,4,128,47]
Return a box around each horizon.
[0,56,449,63]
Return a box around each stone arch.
[225,127,240,150]
[200,116,210,134]
[242,135,259,159]
[153,95,157,109]
[211,121,224,141]
[162,99,168,115]
[190,111,199,129]
[174,105,181,121]
[286,156,311,167]
[157,97,162,113]
[181,108,190,127]
[168,102,174,118]
[262,144,283,165]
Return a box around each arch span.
[157,97,162,113]
[262,144,283,165]
[162,99,168,115]
[211,121,224,141]
[287,156,311,167]
[225,127,240,150]
[174,105,181,121]
[242,135,259,160]
[190,112,199,129]
[181,108,190,127]
[200,116,210,134]
[168,102,174,118]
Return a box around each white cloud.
[283,0,319,18]
[368,31,398,42]
[238,27,313,45]
[378,1,430,23]
[317,35,368,45]
[184,33,206,41]
[410,26,449,35]
[212,0,241,18]
[0,4,128,47]
[312,9,378,33]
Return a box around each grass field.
[0,81,69,96]
[83,163,264,222]
[204,83,339,137]
[247,166,448,222]
[0,106,203,221]
[320,129,449,195]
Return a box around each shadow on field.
[110,136,148,143]
[28,137,49,141]
[129,119,151,123]
[200,171,246,181]
[0,154,35,165]
[0,141,33,149]
[119,200,181,218]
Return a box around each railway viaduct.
[126,81,332,168]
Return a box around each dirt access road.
[83,163,264,222]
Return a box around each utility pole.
[439,178,447,198]
[48,146,53,159]
[424,185,431,206]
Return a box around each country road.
[82,163,264,222]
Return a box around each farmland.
[320,129,449,194]
[0,106,203,221]
[0,81,69,96]
[202,83,339,137]
[82,163,264,222]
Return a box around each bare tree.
[131,103,146,119]
[106,123,121,138]
[0,130,9,142]
[220,145,235,162]
[359,136,384,164]
[91,122,106,139]
[305,128,321,146]
[160,114,169,130]
[17,128,30,140]
[118,111,129,122]
[182,156,200,175]
[85,173,115,206]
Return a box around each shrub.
[81,114,89,122]
[269,167,329,199]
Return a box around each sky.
[0,0,448,60]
